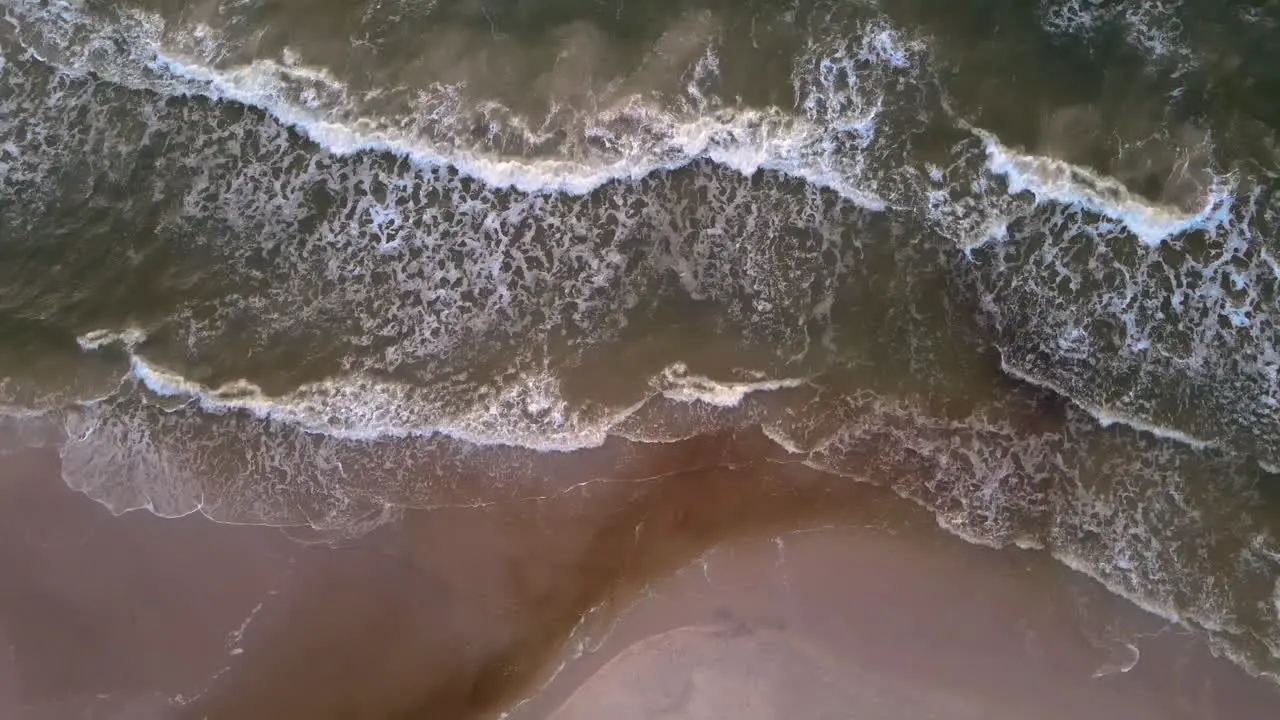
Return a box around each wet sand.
[1,436,1278,720]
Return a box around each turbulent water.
[2,0,1280,688]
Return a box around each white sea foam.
[1057,541,1279,686]
[795,391,1280,683]
[760,422,807,455]
[1039,0,1196,72]
[76,327,147,351]
[1273,579,1280,628]
[155,51,685,197]
[999,356,1217,449]
[1052,549,1186,625]
[121,353,809,452]
[977,130,1231,247]
[127,353,635,452]
[656,363,809,408]
[9,0,1278,685]
[2,0,923,208]
[146,31,903,208]
[1039,0,1116,36]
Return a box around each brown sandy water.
[2,433,1278,720]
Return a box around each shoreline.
[1,436,1278,719]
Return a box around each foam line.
[5,0,899,207]
[999,356,1217,450]
[977,130,1232,247]
[118,352,806,452]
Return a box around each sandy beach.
[1,435,1277,720]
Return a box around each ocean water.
[2,0,1280,692]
